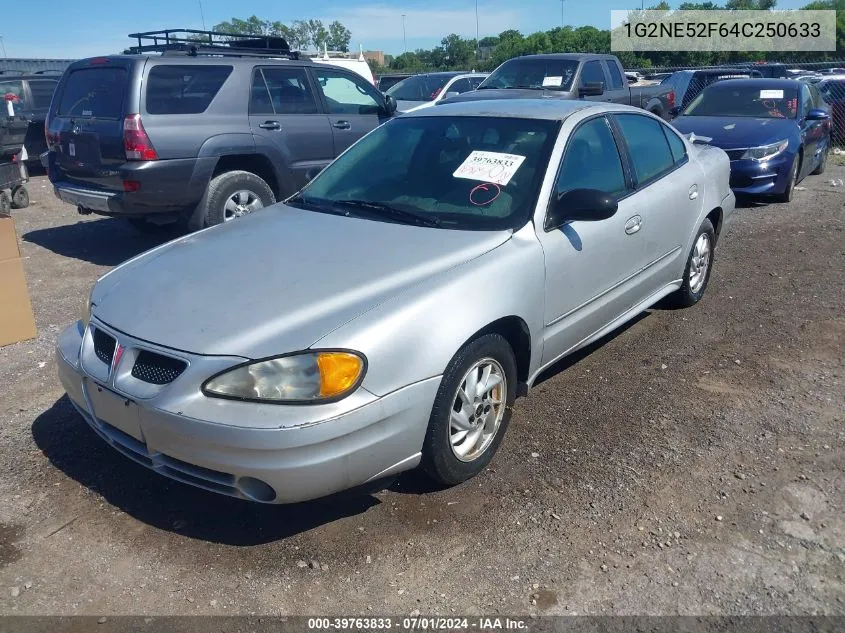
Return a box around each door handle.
[333,120,351,130]
[258,121,281,130]
[689,184,699,200]
[624,215,642,235]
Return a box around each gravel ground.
[0,172,842,616]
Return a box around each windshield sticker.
[469,183,502,206]
[453,151,526,186]
[542,76,563,88]
[760,89,784,99]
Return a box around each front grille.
[131,351,187,385]
[726,149,746,161]
[92,328,116,365]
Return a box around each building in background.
[0,59,75,74]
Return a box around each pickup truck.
[439,53,675,120]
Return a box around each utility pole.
[0,36,6,59]
[401,14,407,54]
[198,0,207,30]
[475,0,480,62]
[560,0,565,28]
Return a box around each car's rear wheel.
[775,153,800,203]
[421,334,517,486]
[666,218,715,309]
[811,137,829,175]
[202,171,275,228]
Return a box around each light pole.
[0,36,6,59]
[475,0,480,62]
[401,14,407,54]
[560,0,565,28]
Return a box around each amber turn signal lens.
[317,352,364,397]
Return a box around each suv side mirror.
[545,188,618,231]
[806,108,830,120]
[578,82,604,97]
[383,94,398,116]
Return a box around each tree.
[441,34,475,69]
[328,21,352,52]
[304,19,329,50]
[724,0,777,8]
[678,2,722,8]
[214,16,272,36]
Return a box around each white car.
[311,45,376,86]
[388,72,488,113]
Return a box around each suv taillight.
[123,114,158,161]
[667,90,675,108]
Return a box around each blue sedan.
[672,79,831,202]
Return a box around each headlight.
[741,139,789,161]
[202,351,366,403]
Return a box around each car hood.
[671,115,798,149]
[439,89,570,104]
[92,205,511,358]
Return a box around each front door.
[310,67,387,156]
[249,66,335,192]
[535,115,646,365]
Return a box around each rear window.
[57,67,127,119]
[145,65,233,115]
[28,80,58,109]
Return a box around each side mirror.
[578,82,604,97]
[545,188,618,231]
[669,105,681,118]
[806,108,830,120]
[443,91,460,99]
[383,94,398,116]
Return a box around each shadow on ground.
[23,217,181,266]
[31,396,384,546]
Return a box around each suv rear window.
[57,67,127,119]
[146,65,233,115]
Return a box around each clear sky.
[1,0,812,59]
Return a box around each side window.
[554,116,628,201]
[662,124,688,165]
[255,67,318,115]
[469,77,485,89]
[615,114,676,184]
[26,80,57,109]
[800,86,813,118]
[146,65,232,115]
[448,78,471,95]
[0,80,26,110]
[313,68,381,115]
[605,62,624,90]
[580,61,606,88]
[809,85,824,108]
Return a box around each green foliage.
[328,21,352,52]
[213,16,345,52]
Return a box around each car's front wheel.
[421,334,517,486]
[775,153,800,203]
[666,218,716,308]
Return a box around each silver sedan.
[57,100,735,504]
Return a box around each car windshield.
[479,58,578,91]
[683,85,799,119]
[289,115,559,231]
[386,75,453,102]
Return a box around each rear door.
[310,66,388,155]
[602,60,630,105]
[50,61,132,190]
[249,66,334,190]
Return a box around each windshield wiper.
[333,200,441,228]
[286,194,349,216]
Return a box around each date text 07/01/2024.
[306,617,529,630]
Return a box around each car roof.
[71,54,320,67]
[505,53,618,62]
[405,99,644,121]
[705,78,804,89]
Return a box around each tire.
[774,153,800,203]
[666,218,716,309]
[811,137,829,175]
[0,191,10,215]
[421,333,518,486]
[201,171,275,228]
[10,185,29,210]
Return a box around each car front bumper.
[56,319,439,504]
[728,153,794,195]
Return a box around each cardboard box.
[0,213,37,346]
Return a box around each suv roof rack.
[124,29,300,60]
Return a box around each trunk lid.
[51,60,135,191]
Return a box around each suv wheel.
[203,171,275,227]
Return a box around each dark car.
[377,73,412,92]
[815,77,845,142]
[43,30,398,232]
[0,73,59,162]
[662,68,763,114]
[672,79,831,202]
[440,54,675,120]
